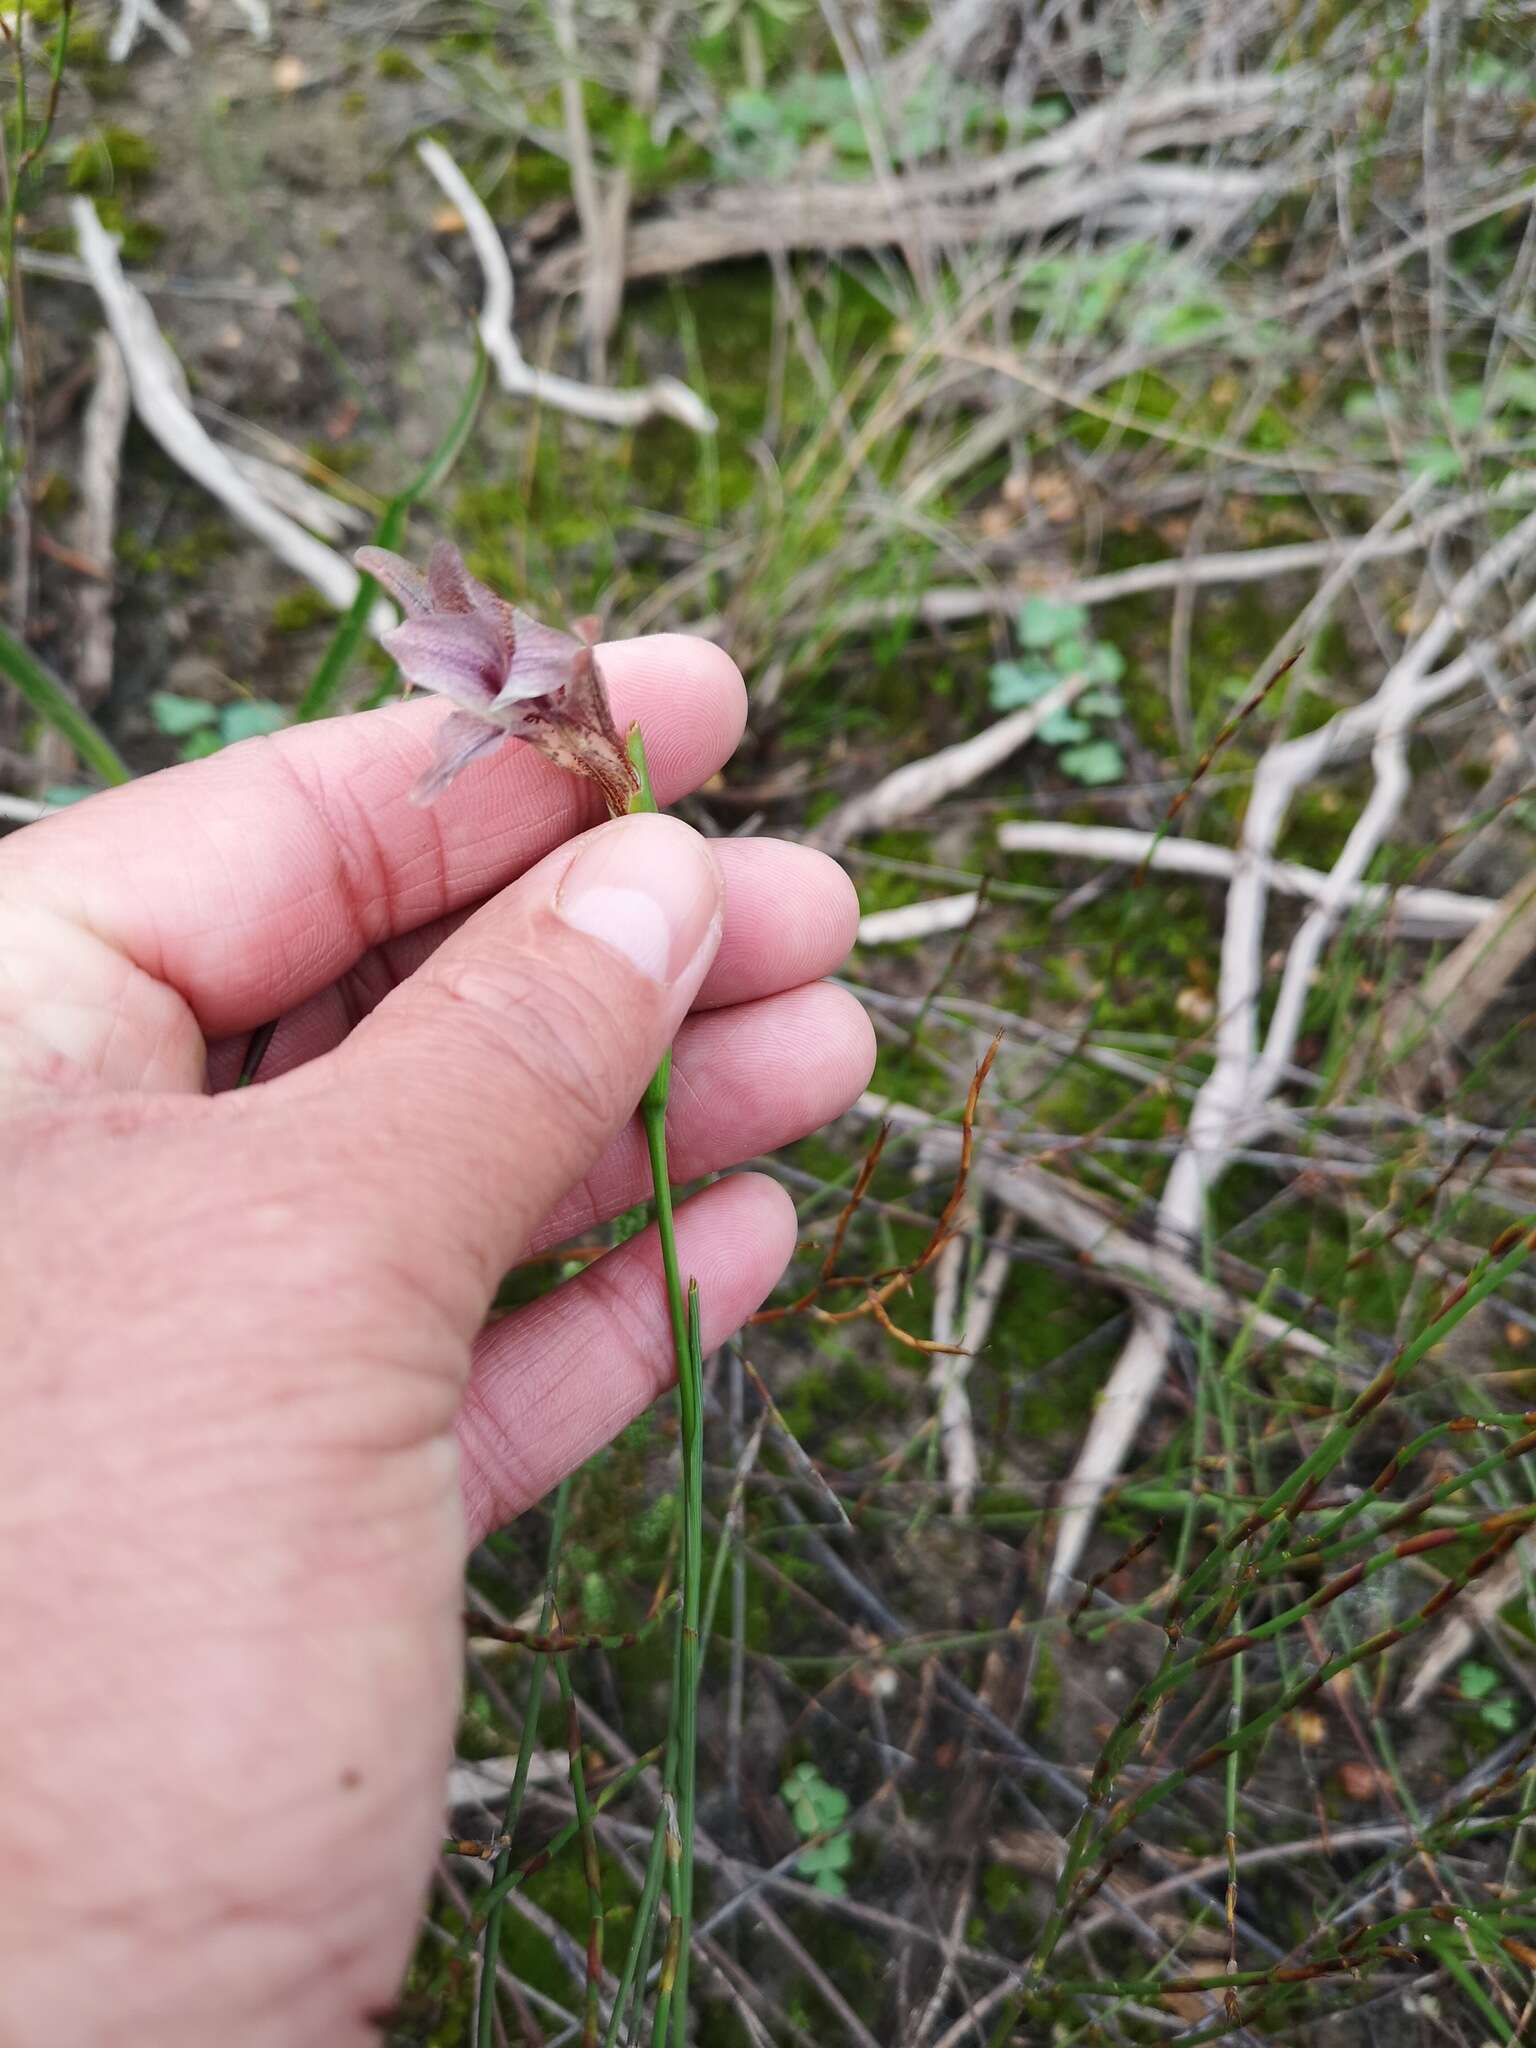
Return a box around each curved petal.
[491,610,584,707]
[410,711,507,806]
[382,613,506,712]
[426,540,477,616]
[355,546,430,617]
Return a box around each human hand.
[0,638,872,2045]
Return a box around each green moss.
[373,44,420,79]
[65,123,158,195]
[270,588,334,633]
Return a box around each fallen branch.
[1400,1533,1535,1714]
[821,474,1536,635]
[929,1211,1018,1515]
[857,893,983,946]
[533,77,1306,292]
[70,200,373,618]
[36,331,129,786]
[855,1091,1327,1363]
[415,140,714,436]
[997,822,1496,941]
[1049,504,1536,1599]
[1357,870,1536,1106]
[108,0,190,62]
[813,673,1088,851]
[71,331,129,707]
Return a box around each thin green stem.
[625,723,702,2048]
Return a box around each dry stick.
[108,0,189,61]
[812,673,1089,851]
[414,141,714,437]
[1357,871,1536,1106]
[34,329,128,787]
[532,74,1303,292]
[854,1091,1328,1363]
[1048,504,1536,1601]
[929,1212,1019,1515]
[70,200,373,617]
[996,822,1496,941]
[71,329,127,706]
[1400,1535,1536,1716]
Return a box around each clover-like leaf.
[1059,739,1125,786]
[1018,596,1087,649]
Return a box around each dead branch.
[997,822,1497,942]
[415,140,714,437]
[855,1091,1327,1364]
[533,77,1308,292]
[1400,1534,1535,1714]
[36,331,129,787]
[1049,505,1536,1599]
[929,1211,1018,1515]
[813,673,1088,851]
[71,331,129,707]
[70,200,375,618]
[1357,870,1536,1107]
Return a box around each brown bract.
[356,540,637,814]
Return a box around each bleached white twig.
[929,1212,1017,1515]
[73,330,129,706]
[997,823,1496,941]
[223,449,370,543]
[857,894,982,946]
[415,140,715,436]
[856,1091,1327,1362]
[815,673,1089,851]
[1400,1534,1534,1713]
[0,793,51,824]
[228,0,272,44]
[71,200,373,619]
[109,0,190,62]
[1048,505,1536,1600]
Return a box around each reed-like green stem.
[625,723,703,2048]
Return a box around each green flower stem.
[625,724,702,2048]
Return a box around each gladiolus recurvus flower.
[357,539,638,813]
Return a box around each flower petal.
[491,609,585,707]
[410,710,507,806]
[426,540,478,615]
[355,546,431,617]
[382,613,507,712]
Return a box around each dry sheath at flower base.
[357,539,638,812]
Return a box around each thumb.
[258,810,723,1329]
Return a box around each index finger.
[0,635,745,1038]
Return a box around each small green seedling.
[151,691,289,762]
[1457,1660,1519,1734]
[781,1761,853,1896]
[988,597,1126,786]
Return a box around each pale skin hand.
[0,638,873,2047]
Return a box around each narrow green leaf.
[0,621,130,787]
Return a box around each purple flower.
[357,539,638,813]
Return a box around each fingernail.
[555,814,721,985]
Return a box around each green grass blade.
[0,621,130,786]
